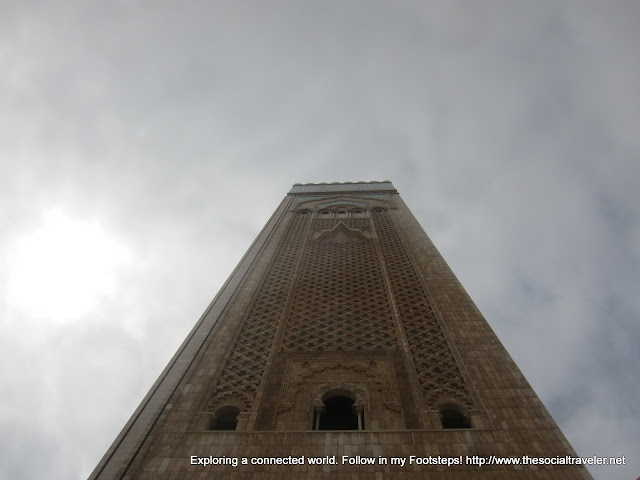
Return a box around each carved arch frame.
[311,383,369,411]
[293,194,391,217]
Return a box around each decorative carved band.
[207,212,310,412]
[281,217,399,353]
[373,210,474,410]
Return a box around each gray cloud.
[1,1,638,478]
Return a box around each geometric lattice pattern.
[208,212,311,411]
[281,217,398,352]
[373,209,474,409]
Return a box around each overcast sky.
[1,1,639,479]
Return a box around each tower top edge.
[288,181,397,195]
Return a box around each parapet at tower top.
[288,181,397,195]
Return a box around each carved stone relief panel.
[372,209,475,411]
[281,216,398,354]
[205,212,311,415]
[271,354,404,431]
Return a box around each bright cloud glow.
[6,210,132,322]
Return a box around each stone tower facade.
[90,181,592,479]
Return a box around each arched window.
[336,209,348,219]
[207,406,240,431]
[320,210,332,218]
[298,210,311,216]
[316,396,358,430]
[439,404,471,429]
[372,207,386,214]
[313,391,364,431]
[352,209,365,218]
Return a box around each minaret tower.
[91,181,592,479]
